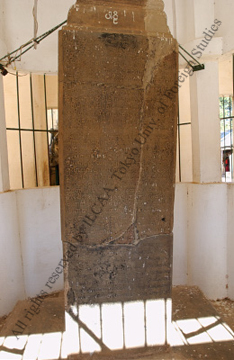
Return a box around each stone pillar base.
[68,345,171,360]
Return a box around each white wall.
[173,183,231,300]
[178,79,193,182]
[215,0,234,55]
[0,0,74,73]
[227,184,234,299]
[219,56,233,96]
[187,183,228,299]
[0,192,25,317]
[0,186,63,316]
[190,62,221,183]
[1,183,234,316]
[16,186,63,298]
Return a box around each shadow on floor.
[0,286,234,360]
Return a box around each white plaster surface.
[173,183,231,301]
[214,0,234,55]
[0,187,63,316]
[227,184,234,300]
[190,62,221,183]
[1,183,234,316]
[193,0,215,39]
[219,56,233,96]
[186,183,228,300]
[0,192,25,317]
[16,186,63,298]
[0,0,74,73]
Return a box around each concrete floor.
[0,286,234,360]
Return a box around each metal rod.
[44,74,51,186]
[233,54,234,102]
[7,44,36,65]
[51,109,54,129]
[223,98,227,182]
[6,127,54,132]
[0,20,67,63]
[30,73,38,187]
[16,72,24,188]
[179,51,191,65]
[220,116,234,120]
[177,122,191,126]
[232,57,234,182]
[0,42,35,63]
[179,44,201,66]
[224,98,226,152]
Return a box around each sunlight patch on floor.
[1,298,234,360]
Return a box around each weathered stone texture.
[60,33,177,246]
[66,235,172,305]
[59,0,178,310]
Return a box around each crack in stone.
[73,233,173,250]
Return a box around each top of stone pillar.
[74,0,164,9]
[66,0,171,37]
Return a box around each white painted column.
[193,0,215,39]
[227,184,234,300]
[0,76,10,192]
[187,183,228,300]
[0,1,10,192]
[190,61,221,183]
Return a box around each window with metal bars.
[220,96,233,182]
[176,79,193,183]
[4,71,192,188]
[3,72,59,189]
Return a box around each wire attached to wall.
[33,0,39,49]
[0,19,205,76]
[0,20,67,76]
[179,45,205,72]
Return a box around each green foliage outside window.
[220,96,233,133]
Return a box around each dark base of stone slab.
[68,345,170,360]
[66,235,173,306]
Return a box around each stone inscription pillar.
[59,0,178,355]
